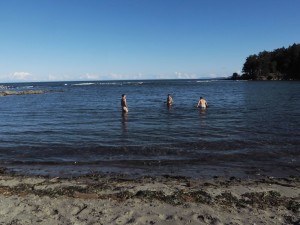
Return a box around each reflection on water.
[199,108,207,127]
[121,112,128,134]
[199,107,207,115]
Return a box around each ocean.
[0,80,299,178]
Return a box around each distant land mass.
[230,43,300,80]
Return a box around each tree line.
[230,43,300,80]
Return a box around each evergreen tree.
[240,43,300,80]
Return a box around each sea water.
[0,80,299,177]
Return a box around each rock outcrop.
[0,90,48,96]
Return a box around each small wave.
[15,85,35,90]
[196,80,224,83]
[123,81,144,85]
[196,80,213,83]
[23,86,34,88]
[0,85,12,90]
[97,82,119,85]
[196,79,229,83]
[72,83,95,86]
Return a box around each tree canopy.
[230,43,300,80]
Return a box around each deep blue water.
[0,80,299,177]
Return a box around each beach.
[0,81,299,224]
[0,168,299,225]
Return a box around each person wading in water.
[121,94,128,113]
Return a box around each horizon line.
[0,77,229,84]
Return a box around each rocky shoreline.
[0,90,49,96]
[0,168,299,225]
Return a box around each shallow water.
[0,80,299,177]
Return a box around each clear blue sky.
[0,0,299,82]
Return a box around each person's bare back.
[197,97,208,109]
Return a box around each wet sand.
[0,168,299,225]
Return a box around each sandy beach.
[0,168,299,225]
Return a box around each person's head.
[122,94,126,98]
[200,96,203,99]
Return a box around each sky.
[0,0,299,82]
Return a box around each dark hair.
[122,94,125,97]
